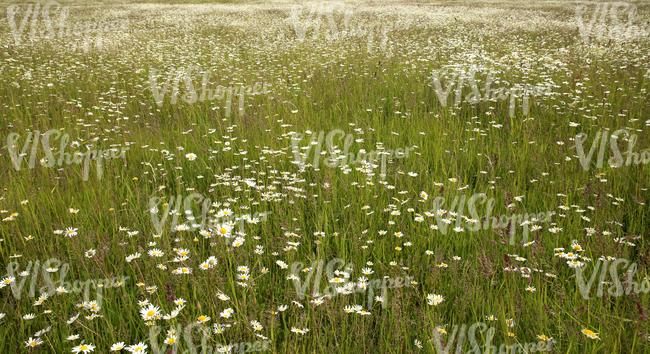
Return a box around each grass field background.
[1,0,650,352]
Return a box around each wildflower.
[25,337,44,348]
[414,339,423,349]
[72,343,96,353]
[125,252,141,262]
[251,320,263,331]
[291,327,310,335]
[110,343,126,351]
[212,223,233,238]
[220,308,234,318]
[125,342,148,353]
[65,227,79,237]
[581,329,600,339]
[140,304,160,321]
[361,268,374,275]
[427,294,444,306]
[232,237,245,247]
[567,260,584,268]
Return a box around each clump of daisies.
[427,293,445,306]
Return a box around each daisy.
[567,260,584,268]
[220,308,234,318]
[427,294,444,306]
[414,339,423,349]
[67,313,80,324]
[72,343,95,353]
[291,327,310,335]
[581,329,600,340]
[1,276,15,285]
[65,227,79,237]
[212,223,232,238]
[148,249,164,257]
[251,320,263,331]
[125,253,141,262]
[139,304,160,321]
[232,237,245,247]
[25,337,44,347]
[125,342,148,353]
[213,324,227,334]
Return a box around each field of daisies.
[2,0,650,353]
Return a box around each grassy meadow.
[1,0,650,352]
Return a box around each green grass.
[1,1,650,353]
